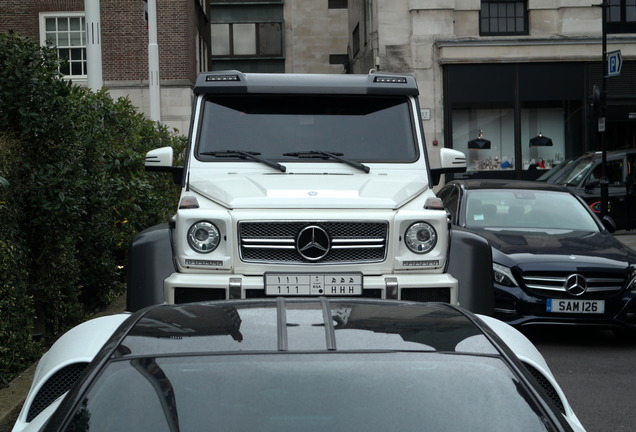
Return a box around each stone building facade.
[347,0,636,179]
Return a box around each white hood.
[189,171,429,209]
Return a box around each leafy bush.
[0,136,39,386]
[0,31,185,384]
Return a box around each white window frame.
[39,12,87,80]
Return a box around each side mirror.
[430,148,467,186]
[145,147,184,185]
[602,215,616,233]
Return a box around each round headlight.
[187,221,220,253]
[405,222,437,254]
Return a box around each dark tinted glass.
[197,95,418,163]
[65,353,552,431]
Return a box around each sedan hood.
[475,229,636,268]
[189,171,428,209]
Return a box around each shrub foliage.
[0,31,185,385]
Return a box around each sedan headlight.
[405,222,437,254]
[187,221,220,253]
[493,263,519,287]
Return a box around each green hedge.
[0,31,185,385]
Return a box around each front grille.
[27,363,88,422]
[401,287,451,303]
[521,271,626,298]
[239,221,388,264]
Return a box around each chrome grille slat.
[522,272,626,295]
[239,221,388,264]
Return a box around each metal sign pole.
[601,1,609,218]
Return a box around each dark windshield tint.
[64,353,552,432]
[196,95,418,162]
[465,189,599,232]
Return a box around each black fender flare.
[446,226,494,315]
[126,223,176,311]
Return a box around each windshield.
[64,353,553,432]
[552,157,596,186]
[196,95,418,163]
[465,189,599,232]
[535,155,579,182]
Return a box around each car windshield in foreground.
[64,353,554,432]
[465,189,599,232]
[196,95,418,163]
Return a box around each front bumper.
[163,272,458,305]
[493,284,636,330]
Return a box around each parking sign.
[608,50,622,77]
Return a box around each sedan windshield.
[465,189,599,232]
[64,353,554,432]
[196,95,418,163]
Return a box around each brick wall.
[0,0,195,83]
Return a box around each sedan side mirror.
[602,215,616,233]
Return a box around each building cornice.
[435,35,636,64]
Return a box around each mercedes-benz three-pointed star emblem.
[296,225,330,261]
[564,273,587,297]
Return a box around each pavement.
[2,230,636,430]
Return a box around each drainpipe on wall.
[84,0,103,91]
[147,0,161,122]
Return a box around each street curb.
[0,294,127,432]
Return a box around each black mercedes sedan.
[437,179,636,339]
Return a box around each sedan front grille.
[239,221,388,264]
[521,271,626,298]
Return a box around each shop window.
[480,0,528,36]
[452,108,516,172]
[212,22,282,57]
[39,13,87,78]
[521,107,566,172]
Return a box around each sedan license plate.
[546,299,605,314]
[265,273,362,296]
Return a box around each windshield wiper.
[283,151,370,173]
[200,150,286,172]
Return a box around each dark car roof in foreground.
[113,298,500,357]
[448,178,573,193]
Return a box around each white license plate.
[546,299,605,314]
[265,273,363,296]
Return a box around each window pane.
[58,33,69,47]
[233,23,256,55]
[258,23,281,56]
[211,24,230,55]
[58,18,68,31]
[70,48,83,61]
[69,17,81,30]
[480,0,527,35]
[45,18,56,31]
[70,31,83,46]
[71,61,84,76]
[60,62,70,75]
[59,48,70,60]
